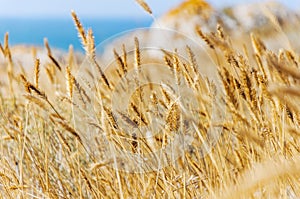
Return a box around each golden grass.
[0,6,300,199]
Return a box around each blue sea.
[0,18,152,52]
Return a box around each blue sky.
[0,0,298,18]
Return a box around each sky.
[0,0,298,18]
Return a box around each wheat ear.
[34,59,40,88]
[135,0,152,15]
[71,10,87,46]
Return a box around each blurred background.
[0,0,298,51]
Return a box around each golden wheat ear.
[114,49,127,75]
[135,0,152,15]
[66,65,74,100]
[3,32,9,57]
[0,43,4,56]
[195,26,215,50]
[44,38,62,71]
[34,58,40,88]
[134,37,141,69]
[71,10,87,46]
[250,33,266,56]
[71,11,112,91]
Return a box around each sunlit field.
[0,0,300,198]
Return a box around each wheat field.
[0,1,300,198]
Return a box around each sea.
[0,17,152,52]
